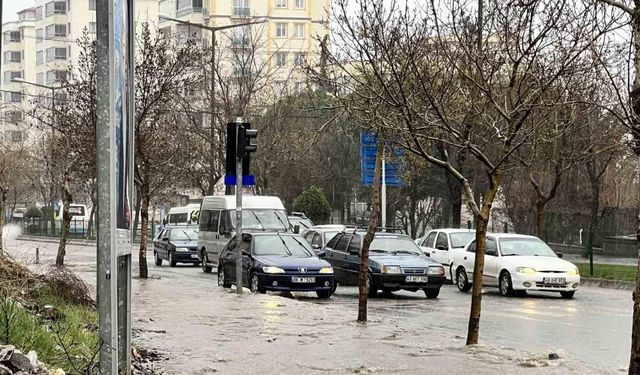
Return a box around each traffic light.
[237,123,258,159]
[224,122,237,185]
[225,122,258,187]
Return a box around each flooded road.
[6,239,631,374]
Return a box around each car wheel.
[316,290,331,299]
[218,267,231,288]
[457,268,471,292]
[499,271,514,297]
[331,281,338,294]
[424,287,440,299]
[250,273,266,294]
[154,252,162,266]
[560,291,575,299]
[366,273,377,298]
[201,250,212,273]
[169,253,177,268]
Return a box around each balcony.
[232,7,250,18]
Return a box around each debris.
[548,352,560,360]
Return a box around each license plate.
[292,277,316,283]
[543,277,566,285]
[406,276,428,283]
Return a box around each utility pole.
[381,146,386,228]
[235,118,244,294]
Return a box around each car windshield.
[450,232,476,248]
[499,238,557,257]
[370,236,423,255]
[290,217,313,230]
[170,228,198,241]
[323,231,339,243]
[253,235,313,257]
[231,209,289,231]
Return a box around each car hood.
[501,256,577,271]
[255,255,331,270]
[171,240,198,248]
[370,254,440,267]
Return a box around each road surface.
[5,238,632,374]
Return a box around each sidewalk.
[16,235,151,248]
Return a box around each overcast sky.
[3,1,35,24]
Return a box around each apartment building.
[158,0,331,96]
[1,0,158,143]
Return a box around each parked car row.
[153,196,580,300]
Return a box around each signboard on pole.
[360,132,403,187]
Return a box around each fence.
[20,218,158,241]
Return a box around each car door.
[159,229,171,260]
[153,229,164,258]
[430,232,450,267]
[221,238,237,282]
[461,241,476,279]
[483,237,500,286]
[344,235,362,285]
[420,231,437,257]
[332,234,352,284]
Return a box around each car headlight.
[427,266,445,276]
[567,268,579,276]
[175,247,190,253]
[262,266,285,274]
[319,267,334,274]
[382,265,401,274]
[516,267,537,275]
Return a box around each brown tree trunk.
[409,198,417,239]
[87,204,96,240]
[0,188,6,256]
[632,208,640,375]
[466,171,503,345]
[357,140,383,323]
[132,189,141,241]
[56,180,72,267]
[535,201,545,238]
[138,183,150,279]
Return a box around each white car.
[417,229,476,281]
[451,233,580,298]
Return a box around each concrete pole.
[235,118,243,294]
[381,144,386,228]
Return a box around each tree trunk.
[87,204,96,240]
[132,188,141,241]
[584,176,600,259]
[409,198,417,239]
[357,140,383,323]
[56,181,72,267]
[535,201,545,238]
[138,183,150,279]
[0,188,6,255]
[630,9,640,373]
[451,199,462,229]
[466,171,503,345]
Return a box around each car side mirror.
[317,250,326,258]
[162,237,169,242]
[556,251,563,258]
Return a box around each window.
[6,111,22,124]
[467,241,476,253]
[486,238,498,256]
[436,232,449,250]
[46,47,67,62]
[276,52,288,67]
[36,51,44,65]
[276,23,287,37]
[219,210,232,235]
[45,1,67,16]
[9,131,23,143]
[347,236,361,254]
[37,72,44,85]
[46,24,67,38]
[36,29,43,43]
[233,0,250,17]
[46,70,67,85]
[294,52,307,65]
[295,0,305,8]
[89,0,96,10]
[311,233,322,248]
[423,232,437,247]
[4,52,21,63]
[35,6,43,20]
[232,33,249,48]
[4,71,22,84]
[276,0,287,8]
[89,22,97,34]
[5,92,22,103]
[177,24,202,43]
[326,234,342,249]
[294,82,303,93]
[294,23,305,38]
[334,235,351,252]
[6,31,21,43]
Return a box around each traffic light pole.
[235,118,243,294]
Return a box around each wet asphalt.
[5,239,632,374]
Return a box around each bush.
[24,206,42,219]
[293,186,331,224]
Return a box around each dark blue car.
[217,232,335,299]
[153,226,200,267]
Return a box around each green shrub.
[24,206,42,219]
[293,186,331,224]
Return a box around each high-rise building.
[1,0,159,142]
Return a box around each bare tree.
[317,0,615,343]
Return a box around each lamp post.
[158,15,266,195]
[12,77,69,236]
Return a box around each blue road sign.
[360,132,403,187]
[224,174,255,186]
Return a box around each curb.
[580,277,635,290]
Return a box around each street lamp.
[12,77,70,236]
[158,14,266,195]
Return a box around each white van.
[55,203,90,235]
[197,195,290,273]
[164,203,200,226]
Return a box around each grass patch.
[0,261,100,373]
[575,263,637,282]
